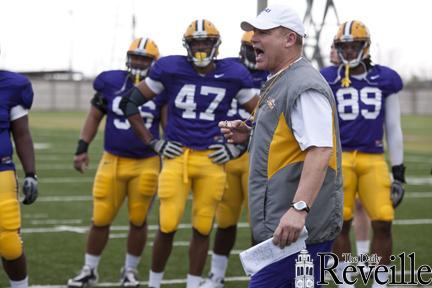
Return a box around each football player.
[120,20,259,288]
[200,31,268,288]
[0,65,38,288]
[67,37,163,288]
[320,20,405,288]
[328,43,372,272]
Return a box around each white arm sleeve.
[384,93,404,166]
[10,105,29,121]
[291,91,333,151]
[144,77,165,94]
[235,88,256,105]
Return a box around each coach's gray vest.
[248,57,343,244]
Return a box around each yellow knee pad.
[369,204,394,221]
[160,211,181,233]
[0,231,23,260]
[0,182,22,260]
[343,206,354,221]
[192,215,213,236]
[129,201,151,227]
[216,203,241,228]
[160,218,179,234]
[92,201,116,227]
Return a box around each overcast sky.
[1,0,431,79]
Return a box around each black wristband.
[25,172,37,179]
[392,164,406,183]
[75,139,89,155]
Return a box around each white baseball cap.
[241,4,306,37]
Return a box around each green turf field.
[0,112,431,287]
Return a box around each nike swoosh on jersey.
[214,74,224,78]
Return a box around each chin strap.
[341,64,351,87]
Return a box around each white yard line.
[21,219,432,234]
[35,192,432,203]
[406,177,432,185]
[30,219,82,225]
[34,143,52,150]
[28,272,432,287]
[36,196,93,202]
[407,192,432,198]
[18,164,96,170]
[38,177,94,183]
[29,276,251,287]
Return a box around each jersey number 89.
[336,87,382,121]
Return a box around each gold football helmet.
[333,20,371,87]
[333,20,370,67]
[126,37,160,83]
[183,19,221,67]
[239,31,257,70]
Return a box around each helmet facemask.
[126,37,160,84]
[183,36,220,67]
[126,54,156,84]
[240,43,257,70]
[334,40,369,68]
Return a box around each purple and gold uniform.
[0,70,33,260]
[91,70,165,227]
[216,58,268,228]
[320,64,403,221]
[145,55,255,235]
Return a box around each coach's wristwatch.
[290,201,310,213]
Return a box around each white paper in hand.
[239,227,308,276]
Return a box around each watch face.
[292,201,310,212]
[294,201,307,210]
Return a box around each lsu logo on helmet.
[240,31,257,70]
[126,37,160,83]
[183,19,221,67]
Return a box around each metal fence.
[30,79,432,115]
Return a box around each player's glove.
[391,164,406,208]
[22,173,38,205]
[149,139,183,158]
[208,143,247,164]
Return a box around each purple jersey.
[94,70,165,158]
[0,70,34,171]
[225,57,269,121]
[148,55,254,149]
[320,64,403,153]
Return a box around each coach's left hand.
[272,209,306,248]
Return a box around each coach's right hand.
[219,120,251,145]
[149,139,183,158]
